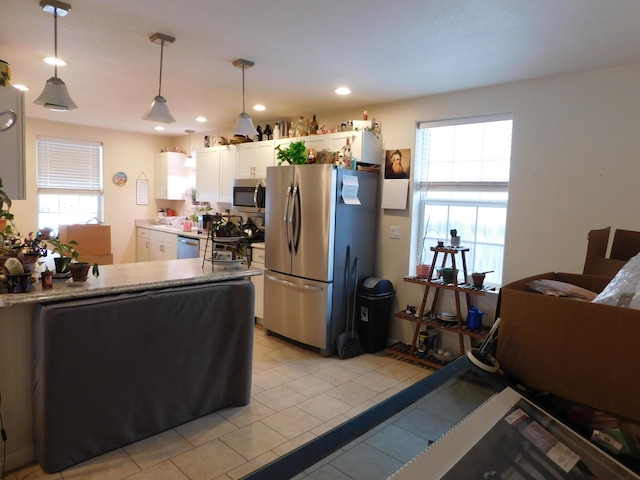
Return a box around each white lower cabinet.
[148,230,177,261]
[251,245,265,320]
[136,227,150,262]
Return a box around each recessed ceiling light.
[195,116,207,123]
[44,57,66,66]
[335,86,351,95]
[253,104,266,111]
[154,125,165,131]
[13,84,30,91]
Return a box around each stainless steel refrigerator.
[264,164,378,356]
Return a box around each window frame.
[36,136,105,232]
[413,114,513,286]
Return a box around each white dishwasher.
[251,243,265,321]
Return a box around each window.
[415,114,512,285]
[36,136,104,233]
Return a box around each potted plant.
[275,140,307,165]
[15,231,48,272]
[47,237,79,273]
[417,220,439,279]
[450,228,461,247]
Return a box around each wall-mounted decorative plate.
[113,171,127,186]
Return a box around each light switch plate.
[390,226,400,239]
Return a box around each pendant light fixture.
[183,130,196,167]
[231,59,258,136]
[33,0,78,111]
[142,33,176,123]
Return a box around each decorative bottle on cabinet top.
[309,115,318,135]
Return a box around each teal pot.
[441,267,458,284]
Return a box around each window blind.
[36,136,103,192]
[416,113,512,190]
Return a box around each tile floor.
[6,325,434,480]
[291,372,496,480]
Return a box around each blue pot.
[466,306,486,331]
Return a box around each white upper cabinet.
[195,145,238,203]
[237,140,275,179]
[155,152,188,200]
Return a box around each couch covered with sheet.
[33,280,254,473]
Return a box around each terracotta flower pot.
[69,262,90,282]
[416,264,432,279]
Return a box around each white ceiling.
[3,0,640,137]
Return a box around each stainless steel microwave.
[232,178,266,213]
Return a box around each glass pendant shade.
[142,33,176,124]
[142,95,175,123]
[183,155,196,168]
[183,129,196,167]
[33,76,77,111]
[35,1,77,111]
[233,112,258,136]
[231,59,258,136]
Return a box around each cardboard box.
[497,272,640,422]
[77,253,113,265]
[583,226,639,277]
[58,225,111,256]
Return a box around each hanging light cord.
[241,64,246,114]
[53,6,59,78]
[157,40,165,97]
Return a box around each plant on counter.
[187,204,212,223]
[18,231,48,258]
[275,140,307,165]
[213,216,247,238]
[47,237,79,273]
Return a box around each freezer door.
[291,164,336,281]
[265,165,295,274]
[263,270,332,355]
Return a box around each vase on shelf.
[416,264,432,279]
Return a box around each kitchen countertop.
[136,221,209,240]
[136,221,265,246]
[0,258,261,307]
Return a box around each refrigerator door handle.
[292,184,301,253]
[285,185,293,253]
[266,274,323,292]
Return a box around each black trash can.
[356,277,395,353]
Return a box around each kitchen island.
[0,259,261,473]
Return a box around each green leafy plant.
[275,141,307,165]
[47,238,80,261]
[450,228,457,237]
[19,232,48,258]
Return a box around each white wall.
[360,63,640,344]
